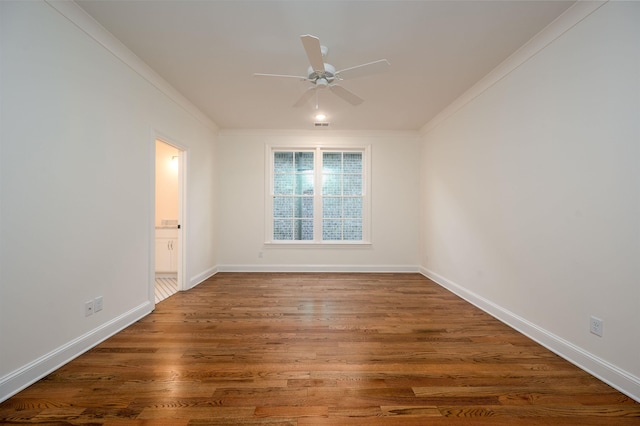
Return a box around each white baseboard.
[217,264,420,273]
[188,265,219,289]
[420,266,640,403]
[0,301,153,403]
[9,268,635,405]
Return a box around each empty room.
[1,0,639,424]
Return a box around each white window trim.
[264,144,371,246]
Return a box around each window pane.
[323,219,342,240]
[295,197,314,218]
[274,174,294,195]
[323,152,342,172]
[274,152,294,173]
[274,219,293,240]
[343,197,361,218]
[296,152,314,171]
[294,219,314,240]
[343,174,362,196]
[323,197,342,218]
[322,174,341,195]
[343,152,362,173]
[273,197,293,218]
[295,173,314,195]
[320,151,364,241]
[344,220,362,240]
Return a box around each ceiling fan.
[254,35,390,107]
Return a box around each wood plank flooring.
[1,273,639,425]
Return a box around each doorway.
[154,139,184,303]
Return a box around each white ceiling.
[76,0,574,131]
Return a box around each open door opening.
[154,139,184,303]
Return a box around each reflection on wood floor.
[1,273,638,424]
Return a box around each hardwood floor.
[1,273,639,425]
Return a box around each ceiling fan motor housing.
[308,63,336,85]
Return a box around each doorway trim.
[150,130,188,305]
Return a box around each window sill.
[264,241,372,249]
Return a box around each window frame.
[265,144,371,246]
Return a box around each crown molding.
[420,0,607,136]
[45,0,218,132]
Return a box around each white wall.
[420,1,640,400]
[217,130,421,271]
[2,0,637,406]
[0,1,218,400]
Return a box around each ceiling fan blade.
[254,73,309,81]
[335,59,390,80]
[293,87,317,107]
[329,84,363,106]
[300,34,325,73]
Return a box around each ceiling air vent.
[314,122,330,127]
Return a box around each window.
[267,146,370,244]
[273,151,315,241]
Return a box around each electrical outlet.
[94,296,103,313]
[85,300,94,317]
[590,316,603,337]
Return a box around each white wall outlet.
[94,296,103,313]
[85,300,94,317]
[590,316,603,337]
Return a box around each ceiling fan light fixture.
[316,78,329,88]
